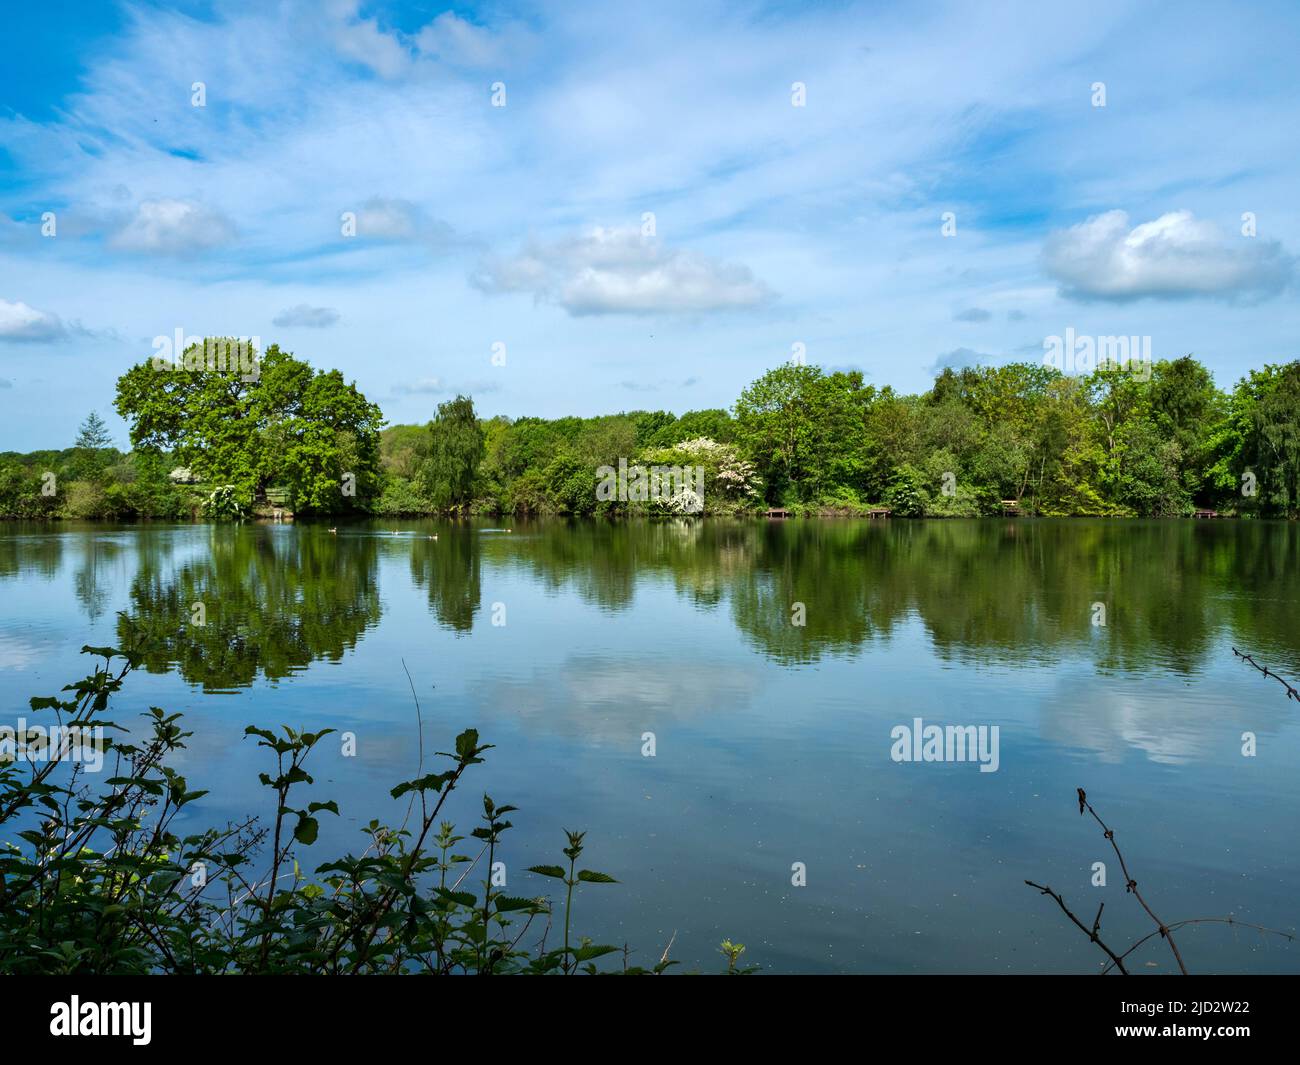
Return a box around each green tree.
[1218,361,1300,517]
[734,365,864,504]
[71,411,115,482]
[114,342,383,514]
[424,395,485,512]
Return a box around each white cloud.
[109,199,237,256]
[473,227,775,316]
[392,376,442,395]
[0,298,65,342]
[272,304,341,328]
[930,347,995,374]
[393,377,499,396]
[333,21,408,79]
[353,197,455,246]
[1043,209,1293,302]
[415,12,510,68]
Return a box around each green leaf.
[494,895,544,913]
[455,729,480,759]
[577,869,618,884]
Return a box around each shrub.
[0,646,752,975]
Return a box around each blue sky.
[1,0,1298,449]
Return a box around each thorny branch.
[1232,647,1300,702]
[1027,789,1295,975]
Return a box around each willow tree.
[424,394,485,513]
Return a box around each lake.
[2,517,1298,973]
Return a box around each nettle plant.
[0,646,749,975]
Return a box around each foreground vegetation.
[0,645,750,974]
[2,341,1299,519]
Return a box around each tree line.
[1,342,1297,519]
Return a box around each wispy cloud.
[351,197,456,248]
[930,347,997,375]
[393,377,500,397]
[272,304,341,328]
[2,0,1300,448]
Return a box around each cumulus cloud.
[109,199,237,255]
[272,304,340,328]
[0,299,66,342]
[472,227,775,316]
[351,197,454,246]
[1043,209,1293,302]
[953,307,991,322]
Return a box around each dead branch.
[1232,647,1300,702]
[1027,789,1295,975]
[1077,787,1187,974]
[1025,880,1129,974]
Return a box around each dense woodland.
[2,342,1298,519]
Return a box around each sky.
[1,0,1298,450]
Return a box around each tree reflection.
[118,525,381,690]
[502,518,1300,671]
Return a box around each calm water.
[2,518,1298,974]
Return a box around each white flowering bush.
[639,438,762,511]
[204,483,246,520]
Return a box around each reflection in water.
[20,517,1288,691]
[408,528,480,633]
[117,525,381,690]
[489,518,1300,671]
[73,535,126,622]
[1,517,1298,973]
[0,526,64,580]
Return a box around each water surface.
[2,518,1297,973]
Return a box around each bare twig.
[1025,880,1129,974]
[1103,915,1295,974]
[1076,787,1187,974]
[399,658,427,827]
[1028,789,1295,976]
[1232,647,1300,702]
